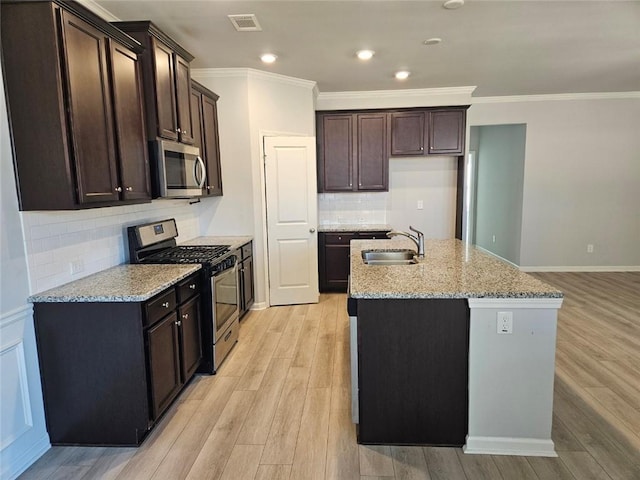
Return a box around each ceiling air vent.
[228,14,262,32]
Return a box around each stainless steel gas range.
[128,219,239,373]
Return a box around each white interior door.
[264,136,319,305]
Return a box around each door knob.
[309,228,316,233]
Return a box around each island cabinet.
[113,21,195,145]
[191,80,224,196]
[33,271,202,446]
[1,0,151,210]
[389,107,467,157]
[319,231,390,292]
[317,112,388,192]
[238,241,255,318]
[355,299,470,445]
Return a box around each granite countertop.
[319,224,392,232]
[181,236,253,250]
[29,264,201,303]
[350,238,563,299]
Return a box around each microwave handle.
[195,156,207,188]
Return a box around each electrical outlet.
[587,244,594,253]
[70,259,84,275]
[497,311,513,334]
[417,200,424,210]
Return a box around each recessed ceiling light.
[443,0,464,10]
[260,53,277,64]
[395,71,410,80]
[423,38,442,46]
[356,49,375,60]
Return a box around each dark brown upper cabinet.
[191,80,223,196]
[428,109,466,155]
[317,112,388,192]
[389,111,426,156]
[389,107,467,157]
[108,39,152,201]
[1,1,150,210]
[113,21,195,145]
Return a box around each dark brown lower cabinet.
[33,273,202,446]
[319,231,390,292]
[239,241,255,319]
[179,296,202,380]
[356,299,469,445]
[147,312,182,419]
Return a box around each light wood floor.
[19,272,640,480]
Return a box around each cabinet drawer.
[145,289,177,326]
[177,274,200,304]
[241,242,253,259]
[323,233,355,245]
[357,231,390,240]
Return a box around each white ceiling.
[94,0,640,97]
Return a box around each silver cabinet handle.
[177,128,182,133]
[162,302,170,308]
[182,313,189,320]
[125,186,133,192]
[189,284,196,290]
[175,320,182,326]
[310,228,316,233]
[115,186,122,192]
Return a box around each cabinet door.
[178,296,202,381]
[60,10,119,204]
[390,112,425,156]
[202,94,223,196]
[356,113,388,191]
[175,54,194,144]
[428,109,465,155]
[146,312,182,419]
[108,39,151,201]
[190,90,205,188]
[324,245,351,292]
[241,256,255,315]
[152,39,178,141]
[318,114,354,192]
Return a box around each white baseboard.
[463,435,557,457]
[1,434,50,480]
[520,265,640,272]
[250,301,268,311]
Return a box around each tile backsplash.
[318,192,389,225]
[22,200,200,294]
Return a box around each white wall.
[1,68,49,480]
[469,96,640,269]
[471,124,526,264]
[192,69,316,307]
[388,156,457,238]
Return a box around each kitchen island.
[349,238,563,456]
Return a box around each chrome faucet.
[387,226,425,258]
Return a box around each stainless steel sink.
[361,249,418,265]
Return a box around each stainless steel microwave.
[155,139,205,198]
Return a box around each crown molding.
[191,68,317,90]
[473,91,640,104]
[76,0,120,22]
[317,86,477,102]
